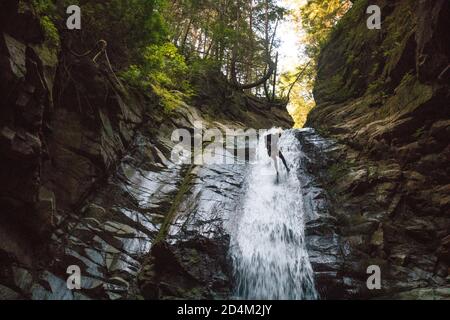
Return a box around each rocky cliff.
[0,0,152,269]
[306,0,450,299]
[2,0,448,301]
[0,0,293,299]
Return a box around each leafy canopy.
[282,0,351,127]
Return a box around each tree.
[42,0,169,68]
[283,0,351,126]
[165,0,285,97]
[294,0,351,60]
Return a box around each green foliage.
[32,0,56,14]
[40,15,60,47]
[143,43,189,88]
[120,43,191,111]
[32,0,169,65]
[165,0,285,89]
[31,0,59,47]
[121,43,189,88]
[280,62,316,128]
[81,0,168,58]
[46,0,189,111]
[119,65,145,88]
[189,58,222,76]
[283,0,351,126]
[31,0,297,113]
[296,0,352,61]
[37,0,169,67]
[151,83,187,112]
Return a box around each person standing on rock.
[265,130,290,182]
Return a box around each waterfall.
[229,129,318,300]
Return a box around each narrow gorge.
[0,0,448,301]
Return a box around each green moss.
[184,287,203,299]
[413,126,426,139]
[31,0,55,14]
[395,73,432,108]
[315,0,382,103]
[332,0,369,35]
[374,72,432,119]
[366,78,385,95]
[328,160,352,182]
[151,83,187,112]
[368,166,378,180]
[154,165,195,244]
[31,0,60,48]
[369,63,380,77]
[315,73,353,102]
[189,249,201,264]
[315,126,331,137]
[346,54,356,65]
[398,72,415,88]
[40,15,60,48]
[380,1,415,77]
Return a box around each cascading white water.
[229,129,318,300]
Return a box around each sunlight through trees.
[281,0,351,127]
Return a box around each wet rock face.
[415,0,450,82]
[135,133,250,300]
[0,95,290,300]
[139,237,231,300]
[307,0,450,298]
[0,2,57,242]
[0,0,149,298]
[0,2,293,299]
[292,129,348,299]
[41,53,146,212]
[0,0,151,271]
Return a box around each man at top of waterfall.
[265,130,290,180]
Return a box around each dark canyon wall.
[307,0,450,299]
[0,0,150,265]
